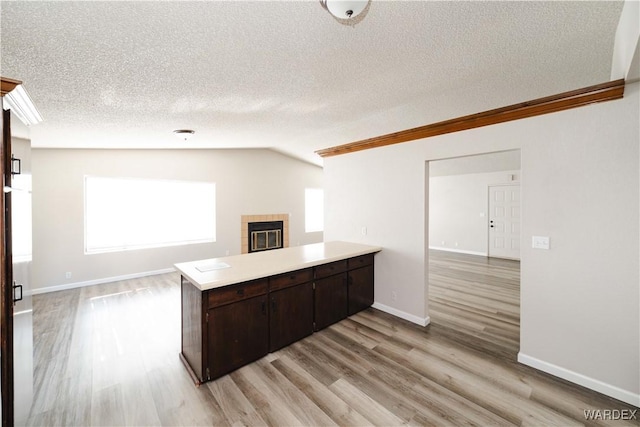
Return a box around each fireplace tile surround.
[241,214,289,254]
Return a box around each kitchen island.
[176,241,381,384]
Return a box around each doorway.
[427,150,521,357]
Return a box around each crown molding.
[316,79,626,158]
[1,77,43,125]
[0,77,22,97]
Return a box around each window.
[11,174,32,262]
[85,176,215,253]
[305,188,324,232]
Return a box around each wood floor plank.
[278,341,341,387]
[329,378,407,427]
[207,374,267,427]
[26,256,638,427]
[310,332,420,423]
[249,358,338,426]
[228,365,304,426]
[269,355,372,426]
[408,334,535,398]
[329,318,382,349]
[364,344,510,426]
[428,249,521,356]
[90,384,126,427]
[118,376,163,426]
[404,347,582,426]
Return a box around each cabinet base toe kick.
[179,352,204,386]
[179,252,376,384]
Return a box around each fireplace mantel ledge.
[175,241,381,291]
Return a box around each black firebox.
[248,221,283,253]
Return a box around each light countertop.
[175,241,382,291]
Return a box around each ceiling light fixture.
[2,84,43,126]
[173,129,195,141]
[320,0,371,26]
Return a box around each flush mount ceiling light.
[320,0,371,26]
[173,129,195,141]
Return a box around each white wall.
[611,0,640,80]
[324,82,639,405]
[429,150,521,177]
[429,170,520,256]
[32,148,323,293]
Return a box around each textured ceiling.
[0,1,624,166]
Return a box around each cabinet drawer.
[348,253,374,270]
[270,268,313,291]
[314,260,347,279]
[206,278,268,308]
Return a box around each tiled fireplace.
[241,214,289,254]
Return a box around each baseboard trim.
[428,246,488,257]
[372,302,430,327]
[518,352,640,407]
[31,268,176,295]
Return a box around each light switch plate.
[532,236,550,250]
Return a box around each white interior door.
[489,185,520,260]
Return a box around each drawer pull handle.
[289,275,296,280]
[236,289,245,296]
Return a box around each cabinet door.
[314,273,348,331]
[348,265,374,315]
[269,282,314,352]
[207,295,268,380]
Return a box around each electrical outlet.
[65,272,72,279]
[361,226,367,236]
[532,236,550,250]
[391,291,397,301]
[225,250,230,256]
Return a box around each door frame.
[1,106,15,426]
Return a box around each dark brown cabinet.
[269,282,314,351]
[205,278,269,381]
[348,264,374,315]
[314,259,348,331]
[348,254,375,315]
[207,294,268,379]
[180,252,376,384]
[269,268,314,352]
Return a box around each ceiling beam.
[315,79,626,158]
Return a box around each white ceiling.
[0,1,624,166]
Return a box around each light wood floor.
[27,252,638,426]
[428,250,521,359]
